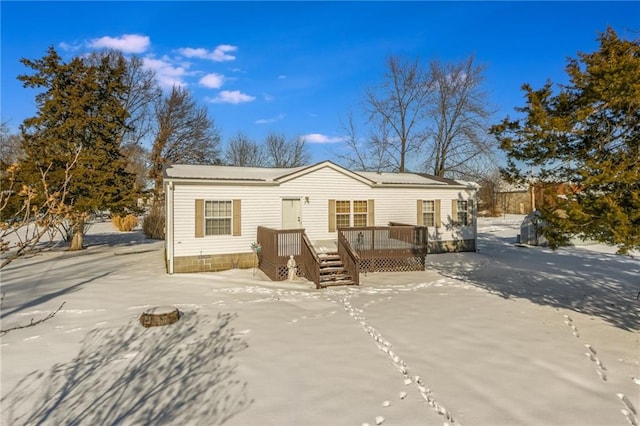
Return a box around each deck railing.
[337,230,360,286]
[256,226,321,287]
[257,223,428,285]
[300,232,321,287]
[339,224,428,273]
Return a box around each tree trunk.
[69,216,85,251]
[139,306,181,327]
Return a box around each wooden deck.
[257,224,428,288]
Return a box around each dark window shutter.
[367,199,375,226]
[195,199,204,238]
[233,199,241,236]
[452,200,458,225]
[328,199,336,232]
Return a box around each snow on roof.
[356,171,451,186]
[164,161,470,187]
[164,164,308,182]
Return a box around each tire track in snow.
[328,291,459,425]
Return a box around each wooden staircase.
[318,252,356,288]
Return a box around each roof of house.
[163,161,474,188]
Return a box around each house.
[495,180,578,215]
[163,161,478,285]
[496,181,534,215]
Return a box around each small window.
[422,200,435,227]
[457,200,468,226]
[353,200,368,227]
[205,200,232,235]
[336,200,351,229]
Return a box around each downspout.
[166,180,175,274]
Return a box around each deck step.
[318,255,341,261]
[320,260,343,267]
[319,280,356,288]
[320,266,346,274]
[316,251,357,288]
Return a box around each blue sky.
[1,1,638,165]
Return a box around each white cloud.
[256,114,286,125]
[59,41,82,52]
[302,133,345,144]
[177,44,237,62]
[278,75,287,80]
[89,34,150,54]
[143,57,188,90]
[212,44,237,61]
[207,90,255,104]
[199,73,225,89]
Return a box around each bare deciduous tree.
[264,132,310,168]
[364,56,432,172]
[475,167,504,216]
[224,132,266,167]
[0,122,23,167]
[149,86,221,194]
[425,56,496,178]
[343,55,496,177]
[1,149,80,268]
[337,112,393,172]
[121,142,149,189]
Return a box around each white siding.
[280,167,372,240]
[172,183,281,257]
[369,186,476,242]
[170,165,477,258]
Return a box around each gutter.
[162,178,280,186]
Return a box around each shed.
[520,210,548,246]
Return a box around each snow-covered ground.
[1,215,638,426]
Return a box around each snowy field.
[1,215,638,426]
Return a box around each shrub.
[112,214,139,232]
[143,205,165,240]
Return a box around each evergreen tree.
[17,46,140,250]
[491,28,640,253]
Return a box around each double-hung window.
[422,200,435,227]
[205,200,232,235]
[330,199,373,231]
[457,200,469,226]
[335,201,351,228]
[353,200,368,227]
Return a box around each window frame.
[457,200,469,226]
[335,200,351,229]
[204,200,233,236]
[422,200,436,227]
[353,200,368,227]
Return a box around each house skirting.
[428,239,476,254]
[172,252,257,273]
[171,239,475,273]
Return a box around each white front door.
[282,198,302,229]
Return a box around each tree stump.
[139,306,181,328]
